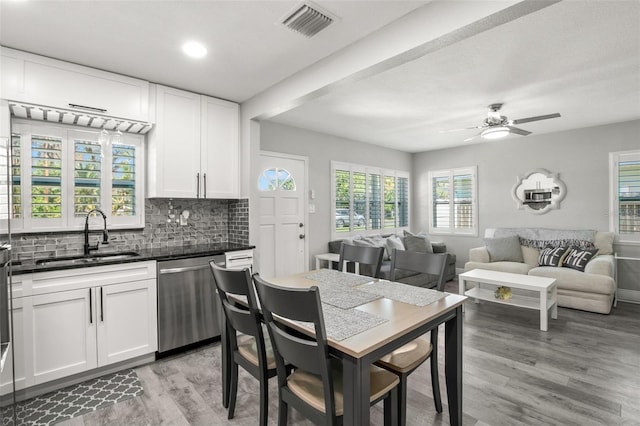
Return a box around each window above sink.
[3,119,145,233]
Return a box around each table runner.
[296,303,388,341]
[315,284,382,309]
[305,269,373,287]
[360,280,445,307]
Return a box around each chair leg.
[278,398,288,426]
[397,375,407,426]
[384,386,399,426]
[221,326,230,408]
[430,335,443,413]
[259,370,269,426]
[228,362,239,419]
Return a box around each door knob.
[299,234,305,239]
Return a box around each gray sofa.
[328,233,456,287]
[464,228,616,314]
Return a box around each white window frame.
[10,119,145,233]
[609,150,640,244]
[428,166,478,236]
[331,161,410,239]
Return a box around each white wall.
[260,121,412,269]
[412,119,640,294]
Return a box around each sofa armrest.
[584,254,615,278]
[431,242,447,254]
[469,247,490,263]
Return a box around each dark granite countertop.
[11,243,255,275]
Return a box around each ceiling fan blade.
[439,126,483,133]
[507,126,532,136]
[464,133,480,142]
[511,113,561,125]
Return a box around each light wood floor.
[61,281,640,426]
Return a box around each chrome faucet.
[84,208,109,256]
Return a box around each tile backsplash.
[11,198,249,262]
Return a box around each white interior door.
[258,152,307,279]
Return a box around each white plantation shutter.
[9,120,144,232]
[332,161,409,238]
[611,151,640,241]
[429,167,477,236]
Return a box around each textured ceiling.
[268,1,640,152]
[0,0,427,103]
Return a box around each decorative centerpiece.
[494,286,512,300]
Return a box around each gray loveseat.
[464,228,616,314]
[328,233,456,287]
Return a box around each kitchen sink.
[35,251,140,266]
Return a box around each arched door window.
[258,167,296,191]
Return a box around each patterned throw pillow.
[562,247,599,272]
[538,246,569,267]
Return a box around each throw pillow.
[538,246,569,267]
[402,230,433,253]
[562,247,599,272]
[594,231,614,255]
[484,236,524,262]
[354,235,390,260]
[386,234,405,258]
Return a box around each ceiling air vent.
[280,2,336,38]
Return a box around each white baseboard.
[618,289,640,304]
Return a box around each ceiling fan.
[441,103,561,142]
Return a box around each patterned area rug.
[3,369,143,425]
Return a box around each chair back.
[338,243,384,278]
[210,262,264,351]
[389,250,449,291]
[252,274,336,415]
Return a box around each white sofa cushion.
[528,264,615,295]
[465,261,533,275]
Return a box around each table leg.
[445,306,463,426]
[342,356,369,425]
[551,286,558,320]
[540,288,548,331]
[315,256,321,270]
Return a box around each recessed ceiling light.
[182,41,207,59]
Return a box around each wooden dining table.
[222,270,467,425]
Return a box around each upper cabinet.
[147,84,239,199]
[0,47,149,122]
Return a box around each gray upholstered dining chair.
[252,273,400,426]
[338,243,385,278]
[209,262,277,426]
[375,249,449,425]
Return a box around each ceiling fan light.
[481,126,510,140]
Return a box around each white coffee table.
[459,269,558,331]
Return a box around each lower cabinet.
[0,261,157,395]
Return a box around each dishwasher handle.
[159,264,212,274]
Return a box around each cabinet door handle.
[100,287,104,322]
[203,173,207,199]
[196,172,200,198]
[89,288,93,324]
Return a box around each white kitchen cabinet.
[147,84,239,198]
[0,297,25,395]
[201,96,239,198]
[2,261,157,394]
[31,288,98,385]
[0,47,149,122]
[97,279,157,366]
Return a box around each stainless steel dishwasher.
[157,255,225,354]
